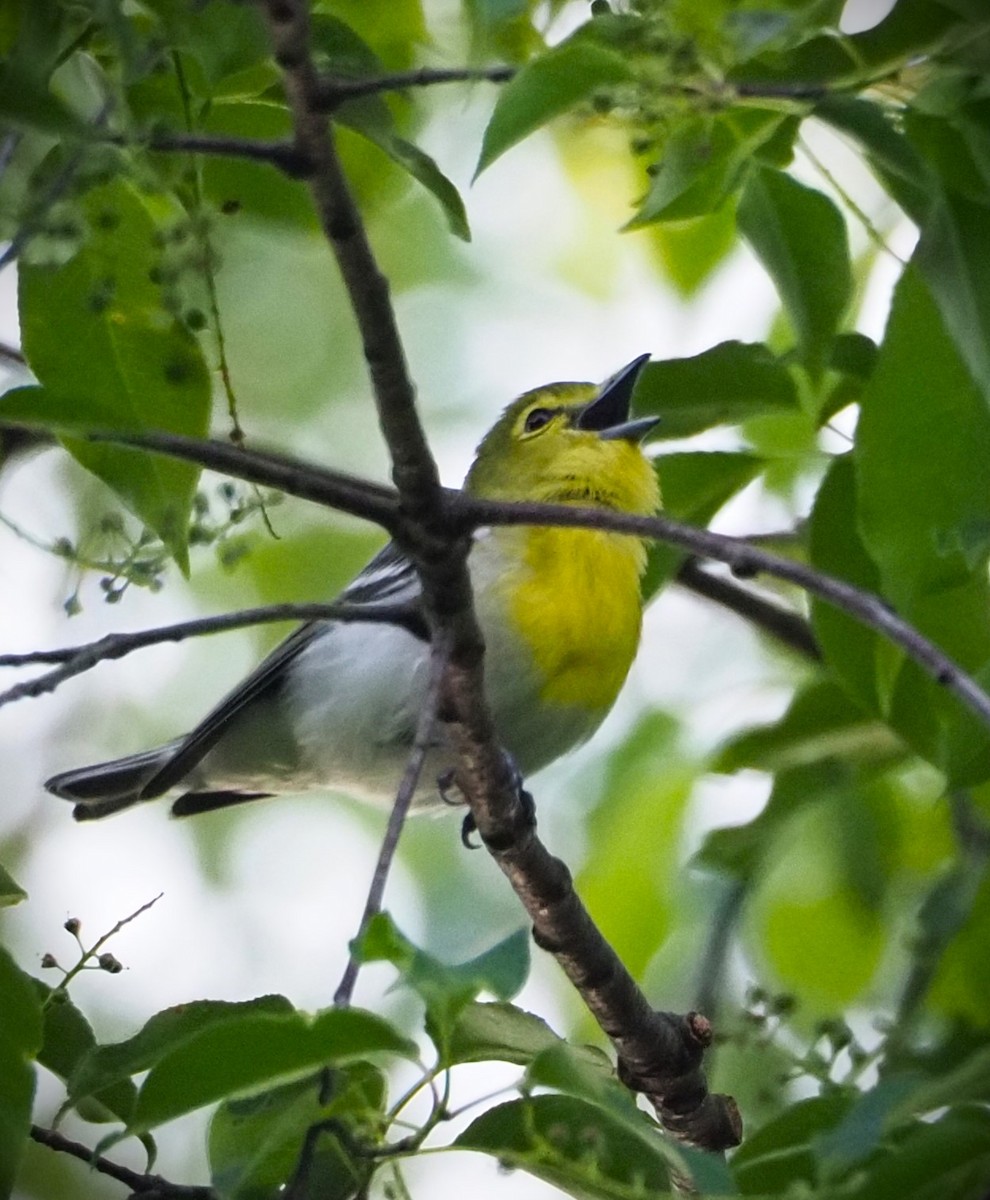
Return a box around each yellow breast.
[504,525,646,711]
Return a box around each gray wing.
[139,542,425,797]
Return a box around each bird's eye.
[523,407,554,434]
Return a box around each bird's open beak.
[576,354,660,442]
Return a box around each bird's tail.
[45,743,181,821]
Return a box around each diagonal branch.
[258,0,737,1154]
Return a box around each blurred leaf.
[698,760,846,884]
[69,996,296,1106]
[579,713,694,977]
[644,451,764,597]
[476,39,632,177]
[713,680,901,776]
[0,863,26,907]
[733,0,959,87]
[928,869,990,1024]
[814,1073,925,1173]
[907,1042,990,1113]
[201,102,315,229]
[15,179,212,571]
[635,341,798,438]
[915,188,990,407]
[127,1007,415,1133]
[32,981,137,1125]
[737,168,852,374]
[0,947,42,1200]
[731,1093,852,1195]
[815,96,931,222]
[748,795,887,1008]
[840,1105,990,1200]
[628,110,784,226]
[648,197,738,297]
[141,0,270,90]
[209,1068,382,1200]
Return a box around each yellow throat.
[464,377,660,712]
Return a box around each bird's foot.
[455,751,535,850]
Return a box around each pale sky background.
[1,1,908,1195]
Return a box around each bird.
[46,355,660,823]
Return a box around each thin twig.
[0,601,423,709]
[29,1125,214,1198]
[101,129,309,173]
[312,65,515,110]
[81,431,403,532]
[334,628,453,1008]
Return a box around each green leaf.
[815,1073,928,1173]
[209,1068,382,1200]
[635,341,798,439]
[0,947,43,1200]
[0,863,27,907]
[808,455,886,713]
[444,1001,568,1067]
[648,198,738,297]
[737,167,852,373]
[128,1008,415,1134]
[698,761,847,884]
[628,110,785,226]
[841,1105,990,1200]
[814,96,931,222]
[643,451,765,597]
[33,981,137,1125]
[455,1095,675,1198]
[525,1043,635,1121]
[731,1093,852,1195]
[856,264,990,784]
[713,679,901,776]
[914,187,990,407]
[15,179,211,571]
[578,713,694,977]
[68,996,296,1107]
[475,39,632,177]
[356,914,530,1053]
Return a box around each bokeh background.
[0,0,932,1195]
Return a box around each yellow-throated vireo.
[47,356,660,821]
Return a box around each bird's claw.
[458,751,535,851]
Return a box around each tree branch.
[102,129,310,173]
[29,1125,214,1198]
[454,494,990,731]
[0,601,424,709]
[82,431,403,533]
[312,65,516,110]
[48,428,990,738]
[258,0,738,1153]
